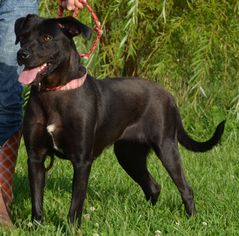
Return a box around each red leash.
[58,0,102,59]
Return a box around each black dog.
[15,14,225,225]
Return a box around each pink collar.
[45,73,87,92]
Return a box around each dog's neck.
[44,72,87,91]
[38,50,87,91]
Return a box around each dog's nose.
[17,49,31,62]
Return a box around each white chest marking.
[46,124,63,153]
[47,124,56,133]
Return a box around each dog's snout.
[17,49,31,63]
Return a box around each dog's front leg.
[25,122,48,223]
[28,155,46,223]
[68,158,93,225]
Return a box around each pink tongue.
[18,66,41,85]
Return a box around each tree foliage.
[38,0,239,134]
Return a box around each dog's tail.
[176,111,225,152]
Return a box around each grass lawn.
[1,118,238,236]
[2,1,237,235]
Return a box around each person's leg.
[0,131,21,226]
[0,0,38,226]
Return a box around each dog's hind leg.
[114,140,160,205]
[153,140,196,216]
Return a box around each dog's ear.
[15,14,38,44]
[15,17,27,44]
[56,16,92,39]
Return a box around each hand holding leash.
[59,0,102,59]
[61,0,84,11]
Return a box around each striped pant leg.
[0,131,21,210]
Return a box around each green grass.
[0,116,238,235]
[2,1,237,234]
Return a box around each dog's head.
[15,14,92,86]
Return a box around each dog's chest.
[46,122,66,154]
[42,97,69,151]
[46,123,62,152]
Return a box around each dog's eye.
[42,34,53,42]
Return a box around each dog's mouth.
[18,62,52,85]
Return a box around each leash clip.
[38,82,42,91]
